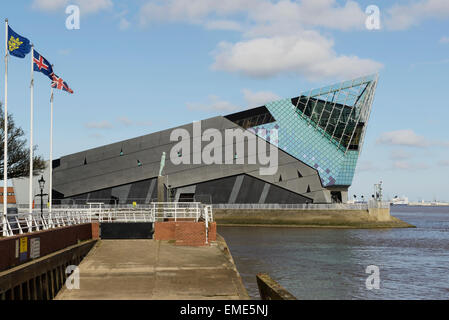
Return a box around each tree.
[0,102,46,179]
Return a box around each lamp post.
[35,176,48,219]
[374,181,383,201]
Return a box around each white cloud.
[440,36,449,43]
[139,0,257,25]
[138,0,381,81]
[84,121,113,129]
[242,89,280,108]
[117,116,133,126]
[246,0,365,36]
[187,90,279,113]
[438,160,449,167]
[135,120,152,127]
[187,95,240,112]
[139,0,365,31]
[117,116,152,126]
[377,130,429,148]
[119,17,131,30]
[32,0,67,11]
[356,160,379,172]
[377,129,449,148]
[385,0,449,30]
[211,34,382,80]
[33,0,112,14]
[390,149,413,160]
[205,20,242,31]
[392,161,428,171]
[88,133,105,139]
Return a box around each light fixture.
[38,175,45,190]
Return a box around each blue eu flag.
[7,25,31,58]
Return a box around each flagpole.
[3,19,9,236]
[49,86,53,221]
[29,45,34,229]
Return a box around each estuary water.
[218,206,449,300]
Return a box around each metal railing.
[213,200,390,210]
[1,202,213,237]
[1,210,94,236]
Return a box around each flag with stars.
[33,50,53,79]
[50,73,74,94]
[7,25,31,58]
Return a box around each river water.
[218,206,449,300]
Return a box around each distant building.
[11,161,50,207]
[0,187,16,204]
[52,75,378,205]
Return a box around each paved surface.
[55,240,249,300]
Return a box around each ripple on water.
[219,208,449,300]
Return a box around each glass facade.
[247,74,378,187]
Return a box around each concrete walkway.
[55,240,249,300]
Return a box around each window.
[225,106,276,129]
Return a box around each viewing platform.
[55,239,249,300]
[0,202,249,300]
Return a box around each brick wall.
[153,222,176,240]
[208,222,217,242]
[0,223,96,272]
[153,222,217,246]
[91,222,100,240]
[175,222,206,246]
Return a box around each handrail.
[1,202,214,237]
[212,201,390,210]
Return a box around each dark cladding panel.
[71,193,89,205]
[149,179,158,202]
[234,175,266,204]
[63,174,313,205]
[100,223,154,239]
[194,176,237,204]
[127,179,152,204]
[264,184,310,204]
[88,188,112,202]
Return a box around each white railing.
[1,202,214,237]
[0,210,94,237]
[213,201,390,210]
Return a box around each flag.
[33,50,53,79]
[50,73,74,94]
[7,25,31,58]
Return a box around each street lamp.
[35,175,48,218]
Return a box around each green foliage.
[0,102,46,179]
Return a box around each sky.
[0,0,448,202]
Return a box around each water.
[218,206,449,300]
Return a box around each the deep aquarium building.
[52,74,378,205]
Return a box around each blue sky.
[0,0,448,202]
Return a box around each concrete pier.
[55,239,249,300]
[214,208,414,228]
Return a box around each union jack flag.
[33,50,53,79]
[50,73,74,94]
